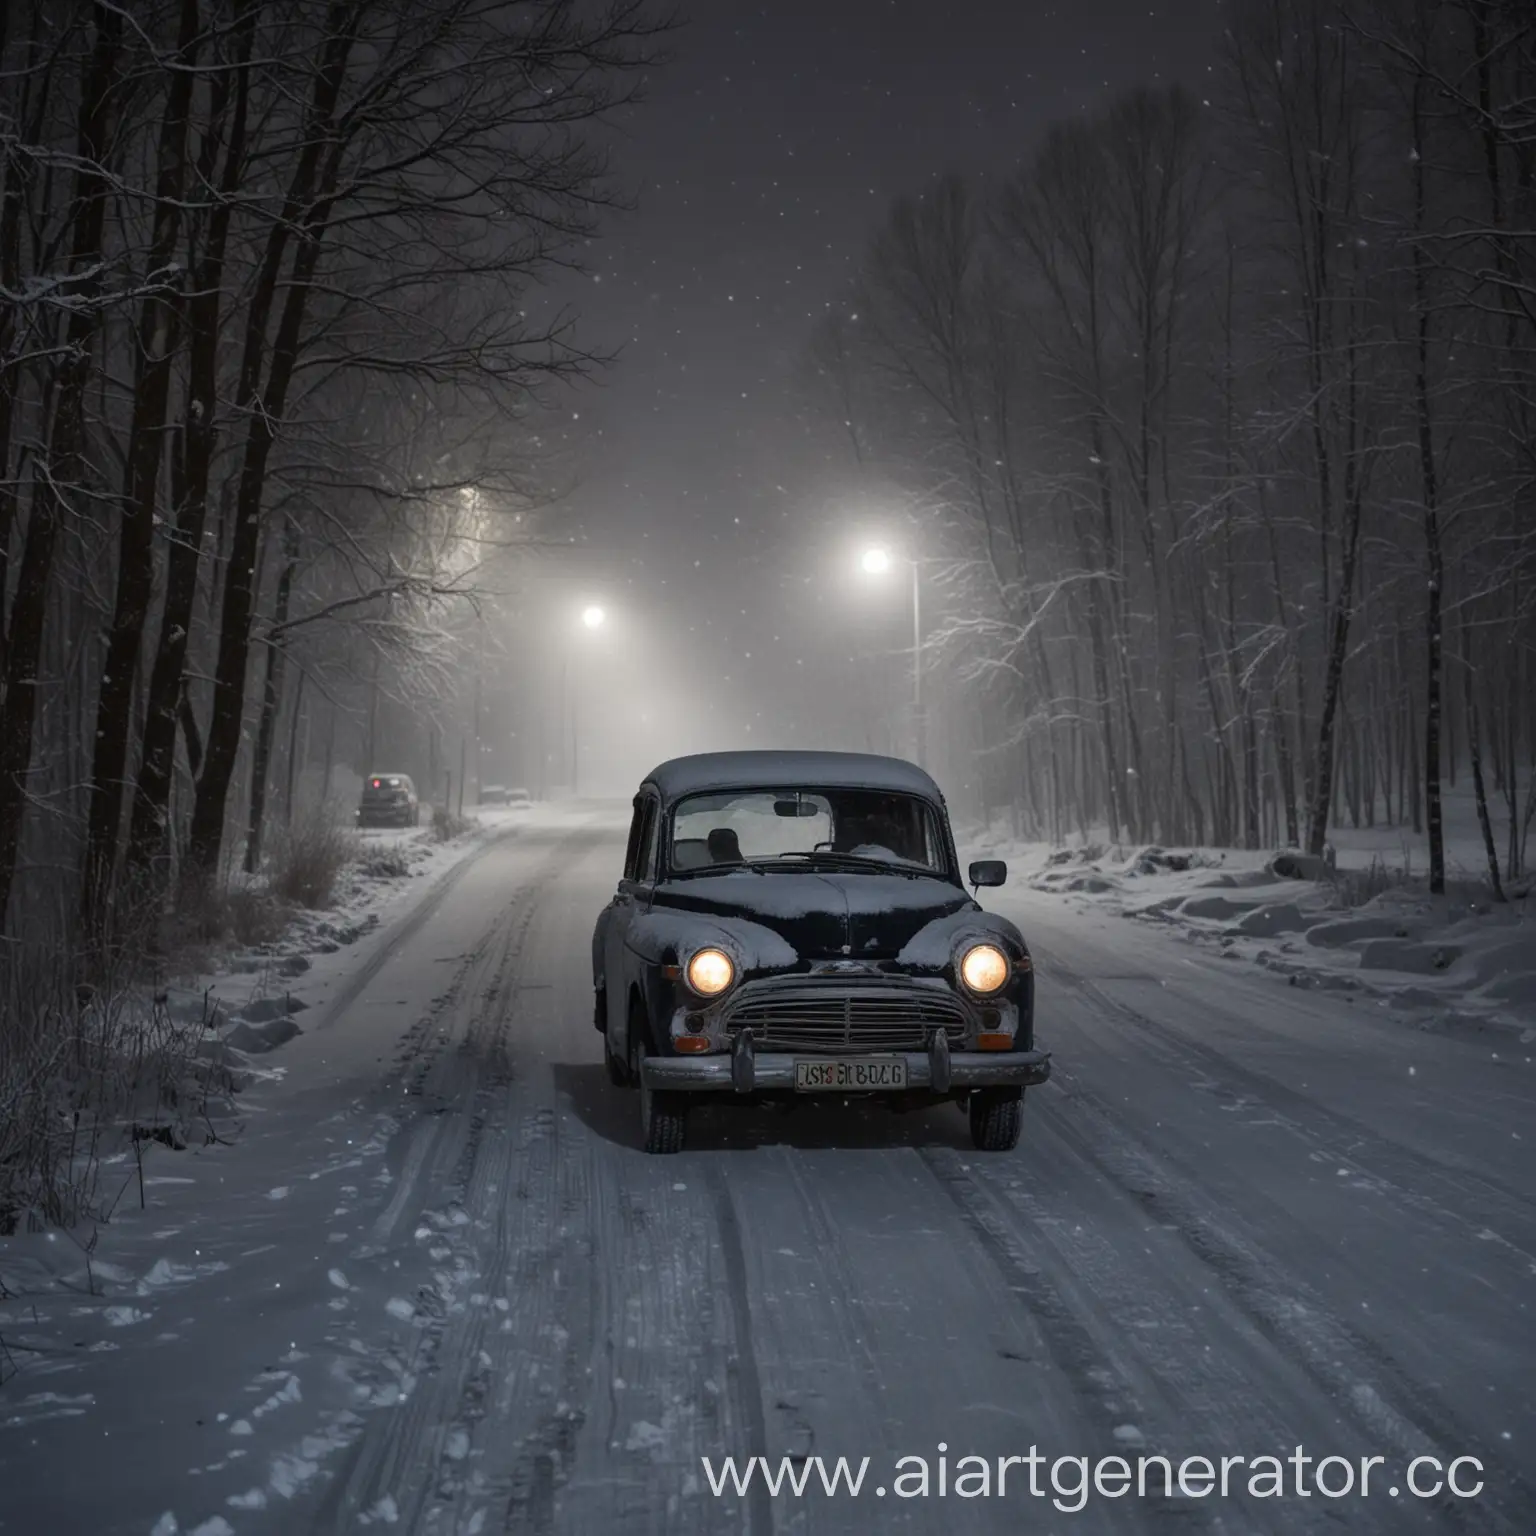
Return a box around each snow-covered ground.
[2,798,1532,1535]
[0,801,584,1314]
[0,804,625,1536]
[959,789,1534,1045]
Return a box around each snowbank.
[165,811,514,1068]
[0,809,523,1251]
[993,838,1533,1040]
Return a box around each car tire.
[605,1035,630,1088]
[598,990,630,1086]
[968,1088,1023,1152]
[635,1028,686,1154]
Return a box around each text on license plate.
[794,1057,908,1091]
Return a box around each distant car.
[591,750,1050,1153]
[478,784,529,808]
[358,773,419,828]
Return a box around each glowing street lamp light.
[858,545,924,766]
[581,604,606,629]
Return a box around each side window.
[924,807,944,868]
[637,798,661,882]
[623,797,647,880]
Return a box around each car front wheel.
[968,1087,1023,1152]
[636,1036,686,1154]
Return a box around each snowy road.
[3,810,1533,1534]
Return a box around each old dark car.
[591,751,1050,1153]
[357,772,420,828]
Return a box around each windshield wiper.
[763,851,926,877]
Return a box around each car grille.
[721,980,971,1053]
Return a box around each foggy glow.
[581,605,606,629]
[860,547,892,575]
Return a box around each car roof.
[643,750,943,802]
[365,772,411,780]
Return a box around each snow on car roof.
[644,751,943,802]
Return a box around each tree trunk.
[0,3,48,666]
[1305,360,1368,857]
[283,667,307,827]
[184,7,357,884]
[1272,686,1299,847]
[80,0,200,927]
[1463,648,1505,903]
[127,2,257,878]
[0,4,123,924]
[1411,67,1446,895]
[244,520,299,873]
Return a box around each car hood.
[650,871,975,960]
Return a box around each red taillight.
[372,779,381,787]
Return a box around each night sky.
[519,0,1227,785]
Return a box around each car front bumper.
[640,1039,1051,1095]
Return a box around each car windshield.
[669,788,944,874]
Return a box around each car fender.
[895,907,1035,1044]
[591,903,613,992]
[621,909,798,1050]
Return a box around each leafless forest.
[806,0,1534,891]
[0,0,1532,981]
[0,0,663,965]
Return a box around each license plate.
[793,1057,908,1091]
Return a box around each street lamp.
[564,603,607,795]
[860,546,923,766]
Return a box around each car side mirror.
[968,859,1007,889]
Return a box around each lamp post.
[565,604,606,796]
[860,547,924,766]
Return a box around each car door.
[604,790,660,1052]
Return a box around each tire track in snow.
[314,820,528,1036]
[918,1147,1220,1536]
[1041,946,1536,1250]
[707,1163,774,1536]
[306,825,608,1534]
[1014,1088,1524,1535]
[934,1108,1504,1536]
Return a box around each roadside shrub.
[358,843,413,879]
[157,878,289,972]
[270,806,358,908]
[225,884,289,945]
[1328,856,1395,909]
[0,945,228,1236]
[430,805,473,843]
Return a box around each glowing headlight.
[959,943,1010,994]
[685,947,734,996]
